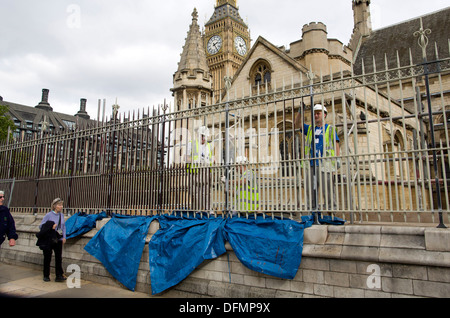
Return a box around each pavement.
[0,262,157,298]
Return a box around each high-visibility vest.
[237,170,259,212]
[303,124,337,171]
[187,140,213,173]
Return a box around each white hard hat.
[236,156,248,164]
[197,126,210,137]
[313,104,327,114]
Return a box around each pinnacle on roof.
[176,8,209,73]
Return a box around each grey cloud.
[1,0,447,119]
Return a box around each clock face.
[207,35,222,55]
[234,36,247,56]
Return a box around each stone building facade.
[1,88,94,139]
[171,0,449,215]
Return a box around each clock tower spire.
[215,0,237,7]
[204,0,250,101]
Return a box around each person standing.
[39,198,66,282]
[232,156,259,213]
[0,191,18,247]
[186,126,214,211]
[294,104,340,213]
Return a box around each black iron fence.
[0,52,449,227]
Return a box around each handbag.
[49,214,62,245]
[54,213,63,242]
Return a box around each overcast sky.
[1,0,448,120]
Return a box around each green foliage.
[0,104,16,142]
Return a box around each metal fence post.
[225,102,230,216]
[307,70,320,225]
[414,18,447,229]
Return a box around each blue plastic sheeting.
[84,214,155,291]
[148,214,314,294]
[148,214,227,295]
[224,216,312,280]
[307,213,347,225]
[66,211,107,239]
[82,212,341,294]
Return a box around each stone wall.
[1,213,449,298]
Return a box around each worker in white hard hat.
[294,103,341,213]
[186,126,214,212]
[186,126,214,169]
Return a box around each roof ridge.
[372,6,450,33]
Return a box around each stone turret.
[349,0,372,54]
[287,20,352,75]
[171,8,213,111]
[353,0,372,37]
[301,22,329,74]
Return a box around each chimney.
[75,98,90,120]
[35,88,53,111]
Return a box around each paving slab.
[0,262,153,298]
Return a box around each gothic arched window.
[250,60,272,88]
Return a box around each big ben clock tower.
[204,0,250,100]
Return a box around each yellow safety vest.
[187,140,213,174]
[303,124,337,171]
[237,170,259,213]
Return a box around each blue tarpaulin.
[82,211,341,294]
[307,213,347,225]
[224,216,312,280]
[148,214,227,295]
[84,214,155,291]
[66,211,107,239]
[148,214,314,294]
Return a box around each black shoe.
[43,277,50,282]
[55,276,66,282]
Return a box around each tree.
[0,104,16,142]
